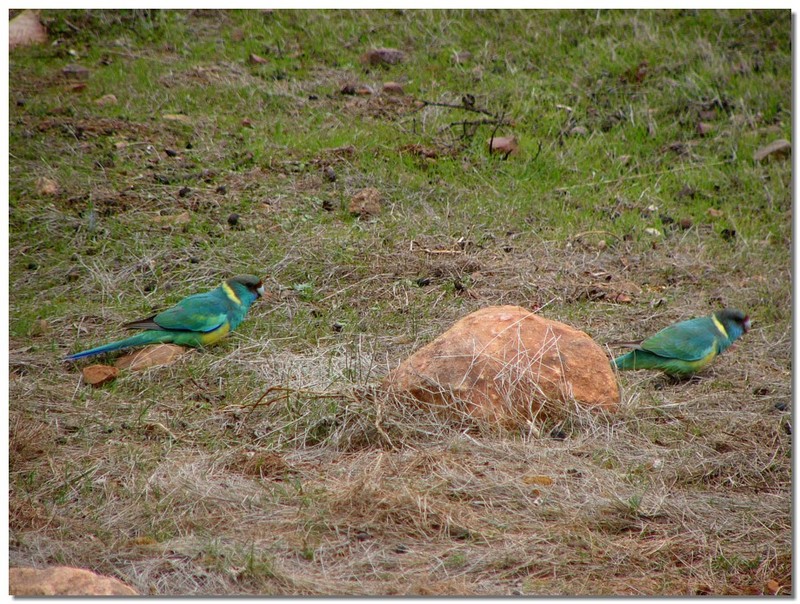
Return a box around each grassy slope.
[9,9,791,596]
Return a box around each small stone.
[361,48,406,66]
[489,135,519,157]
[93,94,117,106]
[9,10,48,49]
[81,364,119,387]
[754,139,791,163]
[227,213,240,226]
[644,227,662,237]
[696,122,713,136]
[36,177,59,196]
[349,187,382,218]
[164,148,178,157]
[383,81,404,95]
[61,64,90,80]
[29,319,51,336]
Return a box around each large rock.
[9,566,138,596]
[383,306,619,424]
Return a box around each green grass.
[9,8,791,597]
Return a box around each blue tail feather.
[64,332,166,362]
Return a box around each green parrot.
[612,308,750,377]
[64,274,265,362]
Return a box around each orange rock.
[114,344,186,371]
[81,364,119,387]
[383,305,619,425]
[9,566,138,596]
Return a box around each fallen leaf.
[82,364,119,387]
[36,177,59,196]
[765,580,780,595]
[130,536,158,546]
[9,10,48,49]
[162,113,192,124]
[151,211,191,226]
[115,344,187,371]
[707,208,724,218]
[523,475,554,486]
[248,53,268,65]
[754,139,791,163]
[94,94,118,106]
[489,135,519,157]
[612,293,633,304]
[349,187,382,218]
[356,85,374,96]
[361,47,406,66]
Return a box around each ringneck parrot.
[612,308,750,377]
[64,274,265,362]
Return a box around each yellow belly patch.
[199,322,231,346]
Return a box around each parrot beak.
[256,283,266,298]
[743,316,751,332]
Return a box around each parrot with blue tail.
[612,308,750,377]
[64,274,265,362]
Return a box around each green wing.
[152,292,230,333]
[641,316,719,361]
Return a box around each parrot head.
[716,308,750,342]
[228,274,266,299]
